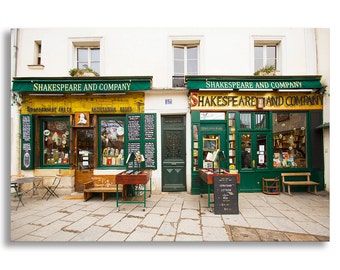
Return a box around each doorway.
[161,115,186,192]
[74,128,94,192]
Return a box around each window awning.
[12,76,153,93]
[185,75,323,91]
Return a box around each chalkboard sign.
[127,115,141,140]
[21,114,34,170]
[144,114,155,140]
[213,175,239,214]
[126,113,157,169]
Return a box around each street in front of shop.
[10,191,329,242]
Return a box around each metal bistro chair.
[42,176,62,200]
[11,183,24,210]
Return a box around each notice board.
[126,113,157,169]
[20,114,34,170]
[213,175,239,214]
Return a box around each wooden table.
[115,170,152,211]
[199,169,240,209]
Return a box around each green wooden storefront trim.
[12,76,153,93]
[186,75,323,90]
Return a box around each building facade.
[10,28,330,195]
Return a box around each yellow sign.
[21,93,145,114]
[190,91,323,111]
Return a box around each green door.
[237,112,270,192]
[239,132,270,192]
[161,115,186,192]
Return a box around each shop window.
[172,42,199,87]
[272,112,307,168]
[240,112,268,130]
[240,113,251,129]
[254,40,281,74]
[77,47,100,74]
[99,117,125,167]
[41,118,70,166]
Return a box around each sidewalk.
[10,191,329,242]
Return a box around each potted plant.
[254,65,278,76]
[69,67,99,77]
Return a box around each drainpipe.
[11,28,21,177]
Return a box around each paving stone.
[111,217,141,233]
[11,224,42,241]
[95,212,126,227]
[256,228,290,241]
[285,232,320,242]
[177,219,201,235]
[140,213,165,228]
[201,216,224,227]
[98,231,129,241]
[181,209,200,219]
[157,221,177,236]
[64,216,99,233]
[175,234,203,241]
[44,230,78,241]
[229,226,261,241]
[164,211,181,223]
[126,226,158,241]
[202,227,230,241]
[150,206,170,215]
[60,210,90,222]
[71,225,110,241]
[153,235,175,241]
[30,220,72,238]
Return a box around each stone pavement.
[10,191,330,242]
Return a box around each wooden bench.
[281,172,319,196]
[83,175,126,201]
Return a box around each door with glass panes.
[74,128,94,192]
[238,112,270,192]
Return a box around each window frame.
[39,117,71,168]
[98,116,126,169]
[72,39,101,74]
[172,40,200,88]
[253,38,282,74]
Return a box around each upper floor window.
[77,47,100,74]
[254,41,280,74]
[34,40,42,65]
[72,39,101,74]
[172,41,199,87]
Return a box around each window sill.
[28,64,45,70]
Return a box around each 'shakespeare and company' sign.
[12,77,152,93]
[190,91,323,111]
[186,76,323,90]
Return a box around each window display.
[42,119,70,165]
[100,118,125,166]
[272,113,307,168]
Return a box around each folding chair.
[42,176,61,200]
[11,183,24,210]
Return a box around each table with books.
[115,169,152,211]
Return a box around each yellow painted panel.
[21,93,145,114]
